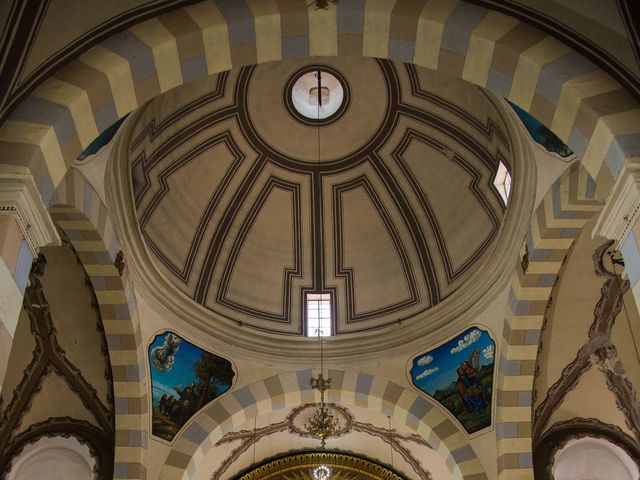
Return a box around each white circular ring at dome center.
[291,71,344,120]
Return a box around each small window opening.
[493,161,511,205]
[306,293,332,337]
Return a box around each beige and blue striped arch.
[51,168,149,479]
[0,1,633,478]
[161,369,488,480]
[495,163,602,477]
[1,0,635,209]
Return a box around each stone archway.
[51,168,149,479]
[1,2,634,206]
[494,162,603,476]
[161,369,487,480]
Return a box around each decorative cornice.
[593,162,640,247]
[0,166,60,254]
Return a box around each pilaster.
[0,165,60,393]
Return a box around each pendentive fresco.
[149,331,235,442]
[410,327,495,434]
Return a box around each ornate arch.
[2,418,109,479]
[495,162,603,475]
[50,168,149,479]
[0,1,634,206]
[160,369,487,480]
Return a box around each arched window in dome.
[493,160,512,205]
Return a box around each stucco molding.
[1,417,109,480]
[0,254,114,476]
[213,403,433,480]
[0,166,60,255]
[533,240,633,441]
[593,162,640,247]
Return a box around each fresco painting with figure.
[410,327,495,434]
[149,332,235,442]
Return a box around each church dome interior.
[0,2,639,480]
[122,57,518,340]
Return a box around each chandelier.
[305,316,339,446]
[305,70,340,448]
[306,368,338,446]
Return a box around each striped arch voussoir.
[51,168,149,479]
[495,162,602,478]
[0,0,636,211]
[161,370,488,480]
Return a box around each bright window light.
[306,293,332,337]
[493,161,511,205]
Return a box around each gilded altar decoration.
[236,452,405,480]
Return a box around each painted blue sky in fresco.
[149,332,209,406]
[410,327,495,393]
[507,100,573,157]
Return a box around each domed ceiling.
[128,57,512,336]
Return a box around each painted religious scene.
[410,327,495,434]
[149,332,235,442]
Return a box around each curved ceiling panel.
[128,58,513,336]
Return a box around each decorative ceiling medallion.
[284,65,350,126]
[288,403,353,440]
[235,452,406,480]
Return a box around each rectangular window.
[306,292,332,337]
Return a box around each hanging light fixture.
[305,324,339,447]
[305,73,339,448]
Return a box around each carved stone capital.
[0,166,60,255]
[593,162,640,247]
